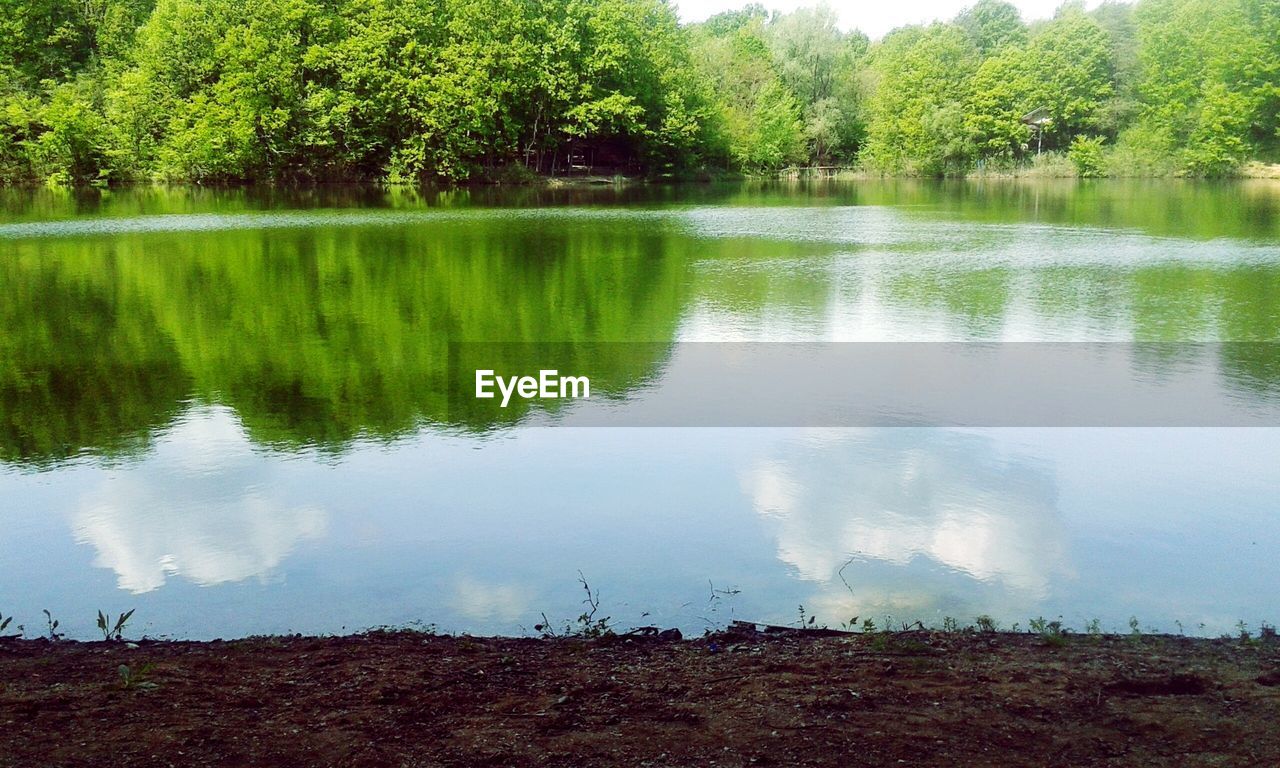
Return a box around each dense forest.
[0,0,1278,184]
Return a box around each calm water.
[1,180,1278,639]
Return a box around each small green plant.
[1084,618,1102,637]
[1260,622,1277,641]
[0,612,18,638]
[533,611,561,638]
[535,573,613,639]
[797,604,824,630]
[860,617,877,633]
[572,573,612,638]
[97,609,135,642]
[866,632,931,655]
[942,616,959,633]
[117,663,158,691]
[974,615,998,633]
[1237,620,1251,642]
[1128,616,1143,640]
[1029,616,1067,646]
[43,610,64,641]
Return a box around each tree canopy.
[1,0,1277,182]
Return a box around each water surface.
[2,180,1278,639]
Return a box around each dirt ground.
[3,626,1280,767]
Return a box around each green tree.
[0,0,152,85]
[1132,0,1270,174]
[964,8,1114,160]
[766,4,843,107]
[2,0,1279,182]
[31,75,114,184]
[1242,0,1280,157]
[1091,1,1141,137]
[766,5,868,163]
[862,24,979,174]
[689,13,804,170]
[955,0,1027,55]
[0,69,42,181]
[1068,134,1106,175]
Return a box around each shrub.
[1068,135,1106,177]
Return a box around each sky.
[672,0,1107,39]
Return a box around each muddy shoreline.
[3,628,1280,767]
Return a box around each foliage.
[1128,616,1144,639]
[534,573,614,639]
[3,0,719,182]
[762,4,866,162]
[1069,135,1107,176]
[0,0,153,86]
[1126,0,1276,175]
[98,609,135,641]
[0,0,1277,180]
[1092,1,1141,137]
[962,8,1113,162]
[118,662,158,690]
[863,24,978,174]
[32,75,115,184]
[956,0,1027,55]
[687,10,804,169]
[1029,615,1068,646]
[43,610,64,641]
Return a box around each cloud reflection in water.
[744,429,1070,622]
[73,406,327,593]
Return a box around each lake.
[1,180,1278,640]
